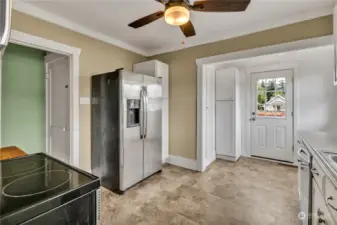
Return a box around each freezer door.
[120,70,144,191]
[143,75,162,178]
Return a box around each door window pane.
[276,78,286,91]
[256,78,286,118]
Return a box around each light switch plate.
[80,97,91,105]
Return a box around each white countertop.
[300,131,337,154]
[300,131,337,188]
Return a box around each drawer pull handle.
[327,196,337,211]
[318,218,326,224]
[311,168,319,176]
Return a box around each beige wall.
[9,10,334,168]
[10,11,146,171]
[151,15,333,160]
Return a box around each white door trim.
[5,30,81,167]
[196,35,332,172]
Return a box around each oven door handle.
[327,196,337,211]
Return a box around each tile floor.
[101,157,300,225]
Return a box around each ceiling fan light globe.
[164,6,190,26]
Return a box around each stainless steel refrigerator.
[91,69,162,194]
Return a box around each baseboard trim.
[216,154,239,162]
[162,157,169,163]
[166,155,197,171]
[249,155,296,167]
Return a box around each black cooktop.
[0,153,100,224]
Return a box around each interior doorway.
[0,30,80,167]
[196,36,333,172]
[250,69,294,163]
[1,44,70,163]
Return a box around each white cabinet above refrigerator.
[133,60,169,98]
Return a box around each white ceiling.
[13,0,334,56]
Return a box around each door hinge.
[291,112,294,117]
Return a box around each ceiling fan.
[128,0,251,38]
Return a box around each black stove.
[0,153,100,225]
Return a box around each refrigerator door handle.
[140,89,145,139]
[144,89,148,139]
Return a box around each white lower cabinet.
[215,101,235,160]
[325,177,337,224]
[312,180,335,225]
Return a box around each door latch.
[250,112,256,121]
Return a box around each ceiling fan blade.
[180,21,196,38]
[128,11,164,29]
[192,0,251,12]
[155,0,165,4]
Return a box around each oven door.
[21,190,100,225]
[297,148,312,225]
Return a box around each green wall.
[1,43,46,154]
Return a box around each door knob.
[250,118,256,121]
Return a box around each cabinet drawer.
[312,159,325,193]
[325,177,337,224]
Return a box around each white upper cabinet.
[216,101,235,157]
[215,68,236,101]
[133,60,169,97]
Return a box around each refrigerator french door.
[142,75,162,179]
[91,69,162,194]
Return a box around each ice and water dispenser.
[126,99,140,127]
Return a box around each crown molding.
[12,0,149,56]
[12,0,333,57]
[148,7,333,56]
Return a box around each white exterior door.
[45,54,70,163]
[250,69,294,162]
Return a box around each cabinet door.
[133,60,156,76]
[312,180,335,225]
[215,101,234,157]
[325,177,337,224]
[215,68,235,101]
[156,61,169,98]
